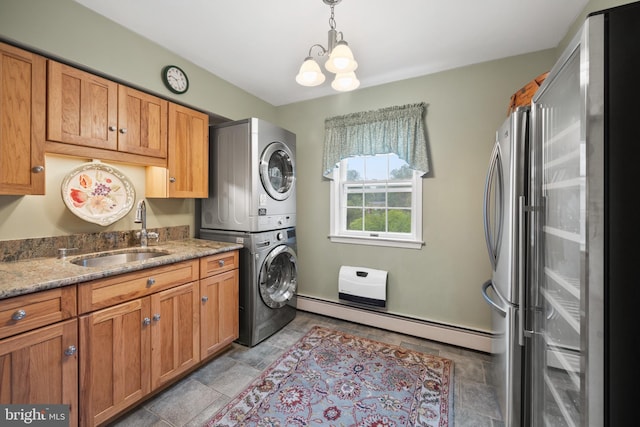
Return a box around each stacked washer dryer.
[200,118,298,347]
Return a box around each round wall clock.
[161,65,189,94]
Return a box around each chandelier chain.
[329,4,336,30]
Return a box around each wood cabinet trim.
[0,41,46,195]
[78,260,199,314]
[0,286,76,340]
[200,251,240,278]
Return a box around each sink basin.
[70,249,170,268]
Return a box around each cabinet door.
[150,281,199,389]
[200,269,239,359]
[0,42,46,195]
[79,298,151,427]
[117,85,167,158]
[167,103,208,198]
[0,319,78,427]
[47,61,118,150]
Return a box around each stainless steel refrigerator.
[482,105,529,426]
[483,2,640,425]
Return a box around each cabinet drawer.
[78,260,199,314]
[200,251,239,278]
[0,286,76,340]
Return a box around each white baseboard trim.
[297,295,492,353]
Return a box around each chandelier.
[295,0,360,92]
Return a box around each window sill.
[328,235,424,249]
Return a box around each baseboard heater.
[338,266,387,308]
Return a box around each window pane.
[346,208,363,230]
[388,209,412,233]
[388,191,411,207]
[364,156,388,180]
[347,192,363,207]
[345,157,364,181]
[363,209,386,232]
[364,192,386,207]
[390,164,414,180]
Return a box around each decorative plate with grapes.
[61,161,136,226]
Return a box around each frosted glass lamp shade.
[295,57,326,86]
[325,41,358,73]
[331,71,360,91]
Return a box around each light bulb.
[331,72,360,92]
[296,57,326,86]
[325,41,358,74]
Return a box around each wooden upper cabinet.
[47,60,168,166]
[0,42,46,195]
[117,85,167,158]
[146,103,208,198]
[47,61,118,150]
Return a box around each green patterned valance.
[322,103,428,178]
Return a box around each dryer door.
[259,244,298,308]
[259,141,295,201]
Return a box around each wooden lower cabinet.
[200,270,239,359]
[150,281,199,389]
[0,319,78,427]
[76,252,238,426]
[79,298,151,427]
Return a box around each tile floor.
[108,311,503,426]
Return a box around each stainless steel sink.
[70,249,170,268]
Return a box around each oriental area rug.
[205,326,454,427]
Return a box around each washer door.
[259,244,298,309]
[259,142,295,201]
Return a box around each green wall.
[276,51,556,331]
[1,0,633,333]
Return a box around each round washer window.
[259,245,298,308]
[260,142,295,201]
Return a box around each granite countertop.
[0,238,243,300]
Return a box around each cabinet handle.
[32,165,44,173]
[11,309,26,321]
[147,277,156,286]
[64,345,77,356]
[169,177,176,183]
[119,128,127,134]
[218,260,225,267]
[201,296,209,303]
[143,317,151,326]
[153,314,161,322]
[109,126,117,131]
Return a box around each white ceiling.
[74,0,588,106]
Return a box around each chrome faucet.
[134,200,149,247]
[134,200,159,247]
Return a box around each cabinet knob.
[147,277,156,286]
[119,128,127,134]
[218,260,225,267]
[11,309,26,321]
[32,165,44,173]
[64,345,77,356]
[152,314,161,322]
[201,296,209,303]
[143,317,151,326]
[109,126,117,131]
[169,177,176,183]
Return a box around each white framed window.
[329,153,423,249]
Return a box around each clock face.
[162,65,189,94]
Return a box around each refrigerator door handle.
[483,143,502,271]
[481,279,507,317]
[517,195,527,346]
